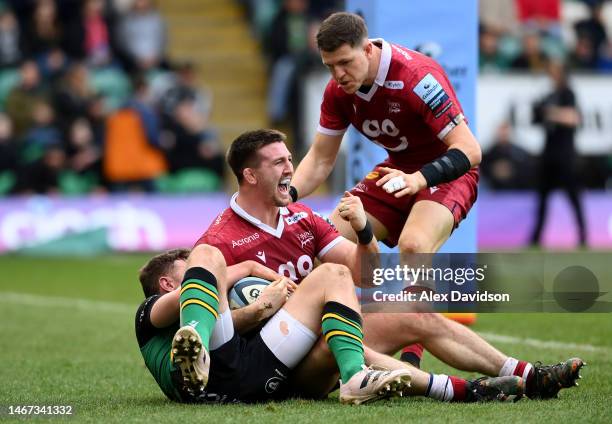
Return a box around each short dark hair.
[316,12,368,52]
[227,129,287,183]
[139,249,190,297]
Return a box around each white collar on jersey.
[230,192,289,238]
[355,38,392,102]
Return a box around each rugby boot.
[466,375,525,402]
[339,365,411,405]
[171,326,210,395]
[528,357,585,399]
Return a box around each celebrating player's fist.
[337,191,367,232]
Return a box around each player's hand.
[376,167,427,198]
[337,191,367,231]
[255,277,292,319]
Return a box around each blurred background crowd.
[0,0,610,197]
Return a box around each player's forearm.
[292,149,335,199]
[351,240,380,288]
[231,302,268,334]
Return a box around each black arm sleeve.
[135,295,161,348]
[419,148,472,187]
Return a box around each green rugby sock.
[322,301,365,383]
[179,267,219,350]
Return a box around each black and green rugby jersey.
[135,295,182,401]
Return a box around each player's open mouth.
[278,178,291,194]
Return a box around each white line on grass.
[1,291,610,355]
[479,332,609,354]
[0,291,133,314]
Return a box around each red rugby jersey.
[319,38,466,173]
[195,194,344,283]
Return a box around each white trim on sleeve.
[317,236,345,259]
[317,124,348,136]
[437,113,464,140]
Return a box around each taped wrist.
[289,186,298,202]
[356,220,374,245]
[419,149,471,187]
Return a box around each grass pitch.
[0,254,610,423]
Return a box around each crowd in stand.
[0,0,224,196]
[479,0,612,73]
[239,0,341,154]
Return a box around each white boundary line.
[1,291,610,354]
[0,291,133,314]
[479,332,610,354]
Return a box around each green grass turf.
[0,254,610,423]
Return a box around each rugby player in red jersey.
[291,12,479,252]
[290,12,482,365]
[194,129,583,401]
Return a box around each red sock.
[514,360,535,393]
[449,376,467,401]
[501,358,535,395]
[400,344,424,367]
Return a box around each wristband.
[289,186,298,202]
[419,148,471,187]
[356,220,374,245]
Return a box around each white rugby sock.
[209,309,234,351]
[499,357,519,377]
[500,357,533,380]
[426,374,454,402]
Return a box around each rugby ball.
[229,277,271,310]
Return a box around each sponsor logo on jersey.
[392,44,412,61]
[231,232,260,248]
[297,231,314,248]
[430,186,439,194]
[314,212,336,230]
[413,73,449,114]
[214,213,223,226]
[285,211,308,225]
[353,182,367,192]
[434,101,453,119]
[256,251,266,263]
[384,80,404,90]
[365,171,380,180]
[388,101,401,113]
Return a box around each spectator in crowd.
[511,30,549,71]
[52,62,96,134]
[0,112,18,193]
[5,60,48,137]
[480,0,519,36]
[569,34,598,70]
[21,0,63,57]
[574,1,609,68]
[530,60,587,247]
[264,0,319,125]
[481,121,534,190]
[21,99,62,159]
[0,2,21,68]
[103,74,167,191]
[479,24,512,73]
[160,62,224,178]
[64,0,114,67]
[161,61,212,127]
[14,141,65,194]
[515,0,562,39]
[116,0,167,71]
[65,117,103,189]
